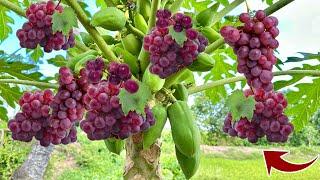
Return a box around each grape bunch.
[223,89,293,143]
[43,67,85,146]
[144,9,208,78]
[81,63,154,140]
[77,57,106,93]
[16,1,75,52]
[220,10,279,92]
[8,90,54,143]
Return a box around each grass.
[42,131,320,179]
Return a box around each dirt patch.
[201,145,261,155]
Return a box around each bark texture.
[12,142,54,180]
[124,133,162,180]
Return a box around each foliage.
[0,134,32,179]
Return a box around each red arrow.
[263,150,318,175]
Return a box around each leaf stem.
[211,0,245,25]
[0,79,59,89]
[137,0,161,74]
[188,70,320,95]
[265,0,295,16]
[169,0,184,13]
[74,41,91,52]
[126,23,145,39]
[0,0,26,17]
[65,0,118,61]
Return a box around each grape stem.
[65,0,119,61]
[0,0,26,17]
[205,0,295,54]
[188,70,320,95]
[137,0,161,76]
[0,79,59,89]
[126,23,145,38]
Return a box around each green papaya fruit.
[200,27,222,43]
[91,7,126,31]
[188,53,215,72]
[143,65,165,92]
[122,34,142,56]
[139,0,151,21]
[74,55,97,73]
[168,101,201,157]
[143,105,167,149]
[81,32,118,46]
[196,3,220,27]
[172,84,188,101]
[113,47,139,75]
[104,139,124,155]
[66,50,98,70]
[175,145,200,179]
[134,13,148,34]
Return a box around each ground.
[42,131,320,180]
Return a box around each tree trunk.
[12,142,54,180]
[124,133,162,180]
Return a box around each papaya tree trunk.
[12,142,54,180]
[124,133,162,180]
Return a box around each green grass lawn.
[43,131,320,180]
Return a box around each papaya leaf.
[285,52,320,63]
[169,27,187,47]
[28,45,44,62]
[118,82,152,115]
[47,55,67,67]
[226,90,255,120]
[274,64,320,90]
[0,101,8,121]
[182,0,211,12]
[0,6,14,42]
[285,78,320,131]
[204,48,237,104]
[52,7,78,35]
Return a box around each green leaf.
[285,52,320,63]
[217,0,229,6]
[286,78,320,131]
[52,7,78,35]
[29,45,44,62]
[182,0,211,12]
[169,26,187,47]
[118,82,152,115]
[266,0,273,5]
[274,64,320,90]
[0,6,14,42]
[226,90,255,120]
[47,55,67,67]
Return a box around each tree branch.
[211,0,245,25]
[0,0,26,17]
[265,0,295,16]
[188,70,320,95]
[65,0,118,61]
[0,79,59,89]
[126,23,145,39]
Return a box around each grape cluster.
[144,9,208,78]
[43,67,85,146]
[77,57,106,94]
[16,1,75,52]
[220,10,279,92]
[8,90,54,142]
[223,90,293,143]
[81,63,154,140]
